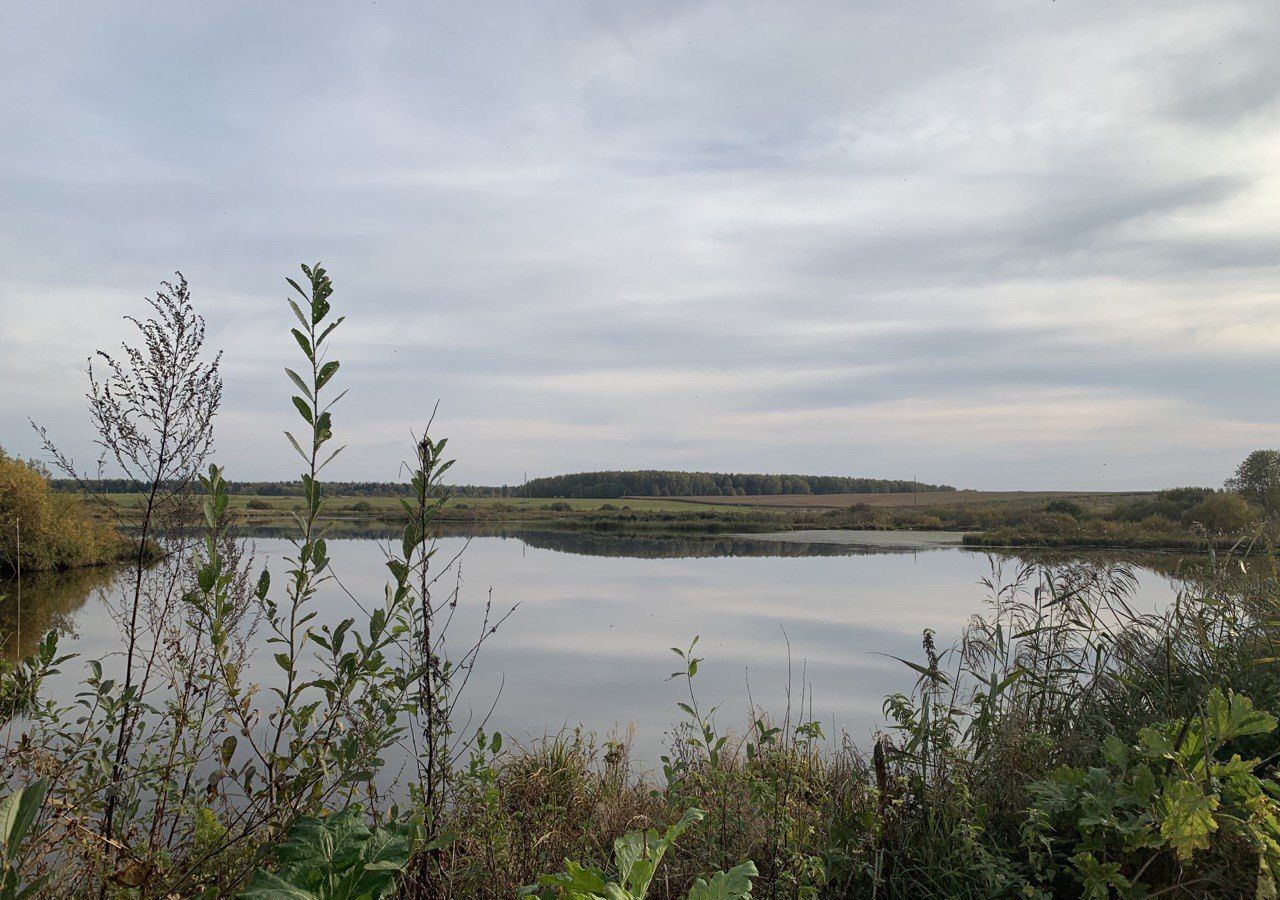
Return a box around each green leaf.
[1160,779,1219,861]
[687,861,759,899]
[881,654,951,685]
[239,805,417,900]
[286,277,310,302]
[1205,688,1277,745]
[291,328,313,360]
[615,808,704,896]
[316,361,339,391]
[0,778,47,857]
[0,787,43,855]
[238,870,318,899]
[286,297,310,330]
[291,396,314,425]
[317,317,345,345]
[14,873,51,900]
[284,368,312,400]
[284,431,309,462]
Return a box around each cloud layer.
[2,1,1277,488]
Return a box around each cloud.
[1,0,1278,489]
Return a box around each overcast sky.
[1,1,1277,489]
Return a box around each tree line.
[53,470,954,499]
[518,470,953,498]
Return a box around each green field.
[653,489,1152,511]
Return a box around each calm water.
[3,530,1183,765]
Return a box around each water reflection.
[2,529,1188,764]
[0,565,116,658]
[484,528,941,558]
[222,524,954,558]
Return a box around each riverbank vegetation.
[0,448,122,575]
[963,485,1271,552]
[3,264,1280,898]
[81,478,1275,554]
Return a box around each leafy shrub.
[1112,487,1215,524]
[1025,689,1280,897]
[1044,498,1084,517]
[0,631,69,724]
[1181,492,1257,535]
[0,448,121,574]
[240,805,425,899]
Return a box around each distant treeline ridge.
[515,470,954,498]
[55,470,954,498]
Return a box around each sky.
[1,1,1277,490]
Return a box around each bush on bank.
[0,447,122,575]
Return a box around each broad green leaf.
[1160,780,1219,861]
[0,778,48,856]
[687,861,759,899]
[238,870,317,899]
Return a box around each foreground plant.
[240,805,434,900]
[0,779,49,900]
[0,264,509,897]
[1025,688,1280,897]
[521,808,758,900]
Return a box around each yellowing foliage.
[0,447,121,574]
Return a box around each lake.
[2,529,1184,766]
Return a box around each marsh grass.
[411,550,1280,898]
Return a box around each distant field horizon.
[652,489,1156,511]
